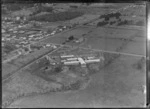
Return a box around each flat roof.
[78,57,86,65]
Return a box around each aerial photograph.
[2,1,147,108]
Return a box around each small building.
[61,55,74,58]
[16,16,20,21]
[63,26,66,29]
[51,33,55,35]
[87,56,95,60]
[29,35,35,38]
[52,45,57,49]
[59,29,62,31]
[46,44,51,47]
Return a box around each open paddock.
[122,37,146,56]
[41,26,95,44]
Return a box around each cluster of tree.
[68,35,74,41]
[135,20,145,26]
[3,42,17,54]
[53,65,62,73]
[109,21,116,25]
[117,19,134,26]
[100,12,122,20]
[70,80,81,90]
[29,11,83,22]
[97,21,108,26]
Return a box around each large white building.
[61,55,103,67]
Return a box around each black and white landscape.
[2,2,147,108]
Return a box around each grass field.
[63,14,100,25]
[41,26,95,44]
[2,47,54,79]
[41,25,146,56]
[8,54,146,108]
[122,37,146,56]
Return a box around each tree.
[54,66,62,73]
[115,12,121,19]
[68,35,74,41]
[104,17,109,21]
